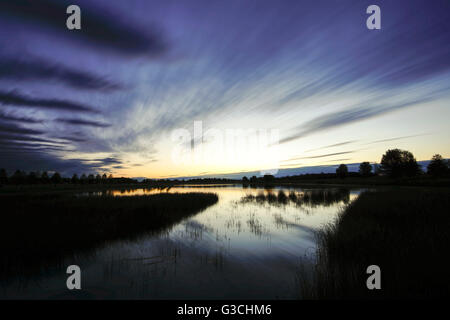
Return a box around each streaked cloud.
[0,123,44,135]
[0,0,167,56]
[284,151,355,162]
[0,112,43,124]
[305,140,358,152]
[0,133,62,145]
[56,118,111,128]
[0,90,99,113]
[368,134,428,144]
[279,97,434,144]
[0,57,122,91]
[0,0,449,176]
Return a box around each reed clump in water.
[242,188,350,208]
[0,192,218,278]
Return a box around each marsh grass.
[302,188,450,299]
[242,188,350,208]
[0,192,218,279]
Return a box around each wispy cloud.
[112,165,128,169]
[279,97,434,144]
[283,151,355,162]
[0,90,99,113]
[0,149,99,175]
[94,157,122,165]
[0,57,122,91]
[0,0,167,56]
[56,135,89,143]
[323,158,351,163]
[368,134,428,144]
[305,140,358,152]
[56,118,111,128]
[0,141,69,152]
[0,123,44,135]
[0,133,62,145]
[0,112,43,124]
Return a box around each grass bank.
[0,192,218,278]
[302,188,450,299]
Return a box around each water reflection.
[1,185,361,299]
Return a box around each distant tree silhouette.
[88,174,94,184]
[95,174,102,184]
[0,168,8,184]
[242,176,249,183]
[80,173,87,184]
[102,173,107,183]
[380,149,420,178]
[41,171,50,184]
[336,164,348,178]
[10,170,25,184]
[263,174,275,183]
[249,175,258,183]
[427,154,448,178]
[71,174,79,184]
[359,162,372,177]
[26,171,38,184]
[51,172,62,184]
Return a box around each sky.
[0,0,449,178]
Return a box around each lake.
[0,185,362,299]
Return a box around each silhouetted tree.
[359,162,372,177]
[51,172,62,184]
[427,154,448,178]
[263,174,275,183]
[71,174,79,184]
[250,175,258,183]
[10,170,25,184]
[26,171,38,184]
[88,174,95,184]
[242,176,249,183]
[336,164,348,178]
[380,149,420,178]
[0,168,8,185]
[80,173,87,184]
[102,173,107,184]
[95,174,102,184]
[41,171,50,184]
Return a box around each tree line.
[345,149,450,179]
[0,170,124,185]
[1,149,449,186]
[242,149,450,182]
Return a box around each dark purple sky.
[0,0,449,177]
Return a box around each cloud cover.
[0,0,449,176]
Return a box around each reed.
[0,192,218,278]
[302,188,450,299]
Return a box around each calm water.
[1,185,362,299]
